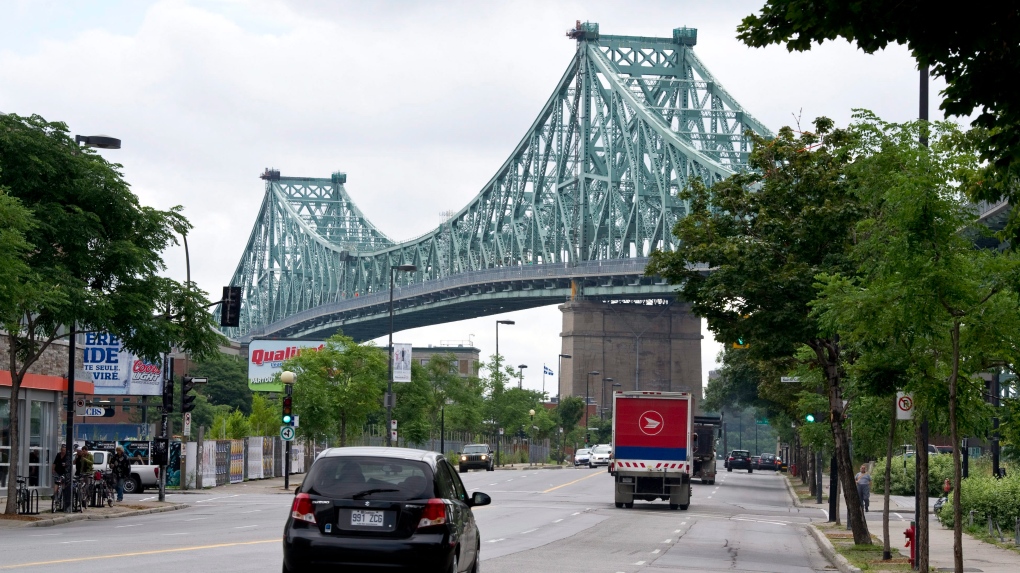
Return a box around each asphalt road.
[0,463,834,572]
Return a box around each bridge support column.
[559,300,703,413]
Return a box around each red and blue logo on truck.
[614,396,689,461]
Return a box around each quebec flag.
[543,365,554,376]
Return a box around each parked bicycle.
[51,475,65,513]
[91,470,115,508]
[15,476,40,515]
[70,475,91,513]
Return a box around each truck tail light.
[417,498,447,529]
[291,493,317,524]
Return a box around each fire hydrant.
[791,463,798,477]
[944,478,951,494]
[904,523,916,567]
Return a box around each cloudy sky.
[2,0,951,395]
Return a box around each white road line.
[184,517,208,521]
[240,510,261,513]
[485,538,505,543]
[165,532,189,536]
[29,534,60,537]
[488,483,497,486]
[140,496,157,501]
[634,561,646,565]
[572,512,580,516]
[821,509,829,519]
[554,519,563,523]
[674,529,681,533]
[115,523,143,528]
[894,512,904,520]
[60,540,96,544]
[663,539,672,543]
[234,525,258,529]
[521,529,537,534]
[707,495,712,498]
[195,495,234,503]
[652,549,660,554]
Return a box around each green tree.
[393,362,434,446]
[281,333,387,446]
[812,113,1020,571]
[0,113,223,512]
[0,189,32,318]
[247,393,279,437]
[737,2,1020,239]
[191,352,251,414]
[556,396,584,436]
[647,117,873,544]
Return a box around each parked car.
[727,450,752,473]
[283,446,490,573]
[459,444,494,472]
[935,446,954,455]
[758,453,780,471]
[750,455,761,470]
[90,449,159,493]
[589,444,612,468]
[574,448,591,466]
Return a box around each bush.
[872,454,955,496]
[936,471,1020,532]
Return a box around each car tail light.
[291,493,317,524]
[154,467,159,479]
[417,498,447,529]
[728,457,734,461]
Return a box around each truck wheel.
[701,478,709,484]
[615,502,623,508]
[679,503,690,510]
[623,502,633,508]
[709,479,715,485]
[727,467,732,472]
[123,476,141,494]
[669,503,679,510]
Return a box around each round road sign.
[280,426,295,441]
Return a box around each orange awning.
[0,371,95,394]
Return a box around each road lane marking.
[165,533,189,536]
[59,540,95,544]
[634,561,646,565]
[554,519,563,523]
[521,529,537,534]
[663,539,672,543]
[572,512,580,515]
[674,529,681,533]
[652,549,660,554]
[0,539,278,570]
[240,510,261,514]
[184,517,207,521]
[542,471,602,493]
[195,495,239,503]
[485,539,505,543]
[116,524,143,528]
[234,525,258,529]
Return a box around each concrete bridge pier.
[558,300,703,415]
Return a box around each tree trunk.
[340,413,347,447]
[915,419,930,571]
[4,335,23,515]
[808,448,816,496]
[883,393,898,559]
[949,323,963,573]
[817,342,871,544]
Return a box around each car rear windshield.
[732,450,749,456]
[304,456,433,500]
[592,445,611,454]
[577,449,590,455]
[463,445,488,454]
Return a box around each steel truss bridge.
[222,23,772,343]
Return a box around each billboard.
[82,333,164,396]
[392,343,412,382]
[247,339,325,392]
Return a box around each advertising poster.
[247,440,263,480]
[201,440,217,487]
[247,339,325,392]
[392,343,412,383]
[262,437,275,478]
[82,333,164,396]
[229,439,244,483]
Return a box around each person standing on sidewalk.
[52,444,69,484]
[110,446,132,502]
[855,464,872,512]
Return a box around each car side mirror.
[469,492,491,508]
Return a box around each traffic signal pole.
[284,384,293,490]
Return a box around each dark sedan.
[758,453,780,471]
[727,450,753,473]
[283,447,490,573]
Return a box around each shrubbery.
[871,454,955,497]
[935,471,1020,532]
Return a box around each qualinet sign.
[248,340,324,392]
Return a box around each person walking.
[855,464,872,512]
[110,446,132,502]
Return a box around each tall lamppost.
[517,364,527,389]
[495,319,515,376]
[387,264,417,447]
[585,370,600,444]
[601,377,614,420]
[611,382,621,418]
[557,354,571,404]
[528,409,536,465]
[64,133,121,512]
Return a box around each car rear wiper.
[351,488,400,499]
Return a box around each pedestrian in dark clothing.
[52,444,69,484]
[110,446,132,502]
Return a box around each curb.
[783,475,808,508]
[23,503,190,528]
[807,524,863,573]
[493,465,568,471]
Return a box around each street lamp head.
[559,354,571,358]
[589,371,600,376]
[497,320,515,325]
[612,383,622,388]
[395,264,417,272]
[603,377,614,382]
[75,134,121,149]
[518,364,527,369]
[529,409,535,417]
[280,370,296,384]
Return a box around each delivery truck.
[692,415,721,485]
[611,391,695,510]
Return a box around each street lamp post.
[495,320,515,376]
[557,354,571,404]
[528,409,535,465]
[601,377,614,420]
[65,133,121,512]
[585,371,600,444]
[518,364,527,389]
[611,382,621,418]
[387,264,417,447]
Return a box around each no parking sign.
[896,392,914,420]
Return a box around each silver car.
[589,445,612,467]
[573,448,591,466]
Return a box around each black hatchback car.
[283,447,490,573]
[727,450,753,473]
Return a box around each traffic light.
[805,413,816,423]
[220,286,242,328]
[162,376,174,413]
[181,376,199,414]
[732,337,749,349]
[282,396,293,425]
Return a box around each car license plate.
[350,510,384,527]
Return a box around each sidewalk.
[0,500,188,529]
[786,471,1019,572]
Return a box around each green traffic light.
[805,414,815,423]
[283,414,293,424]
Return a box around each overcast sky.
[2,0,951,395]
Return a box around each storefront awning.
[0,372,95,393]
